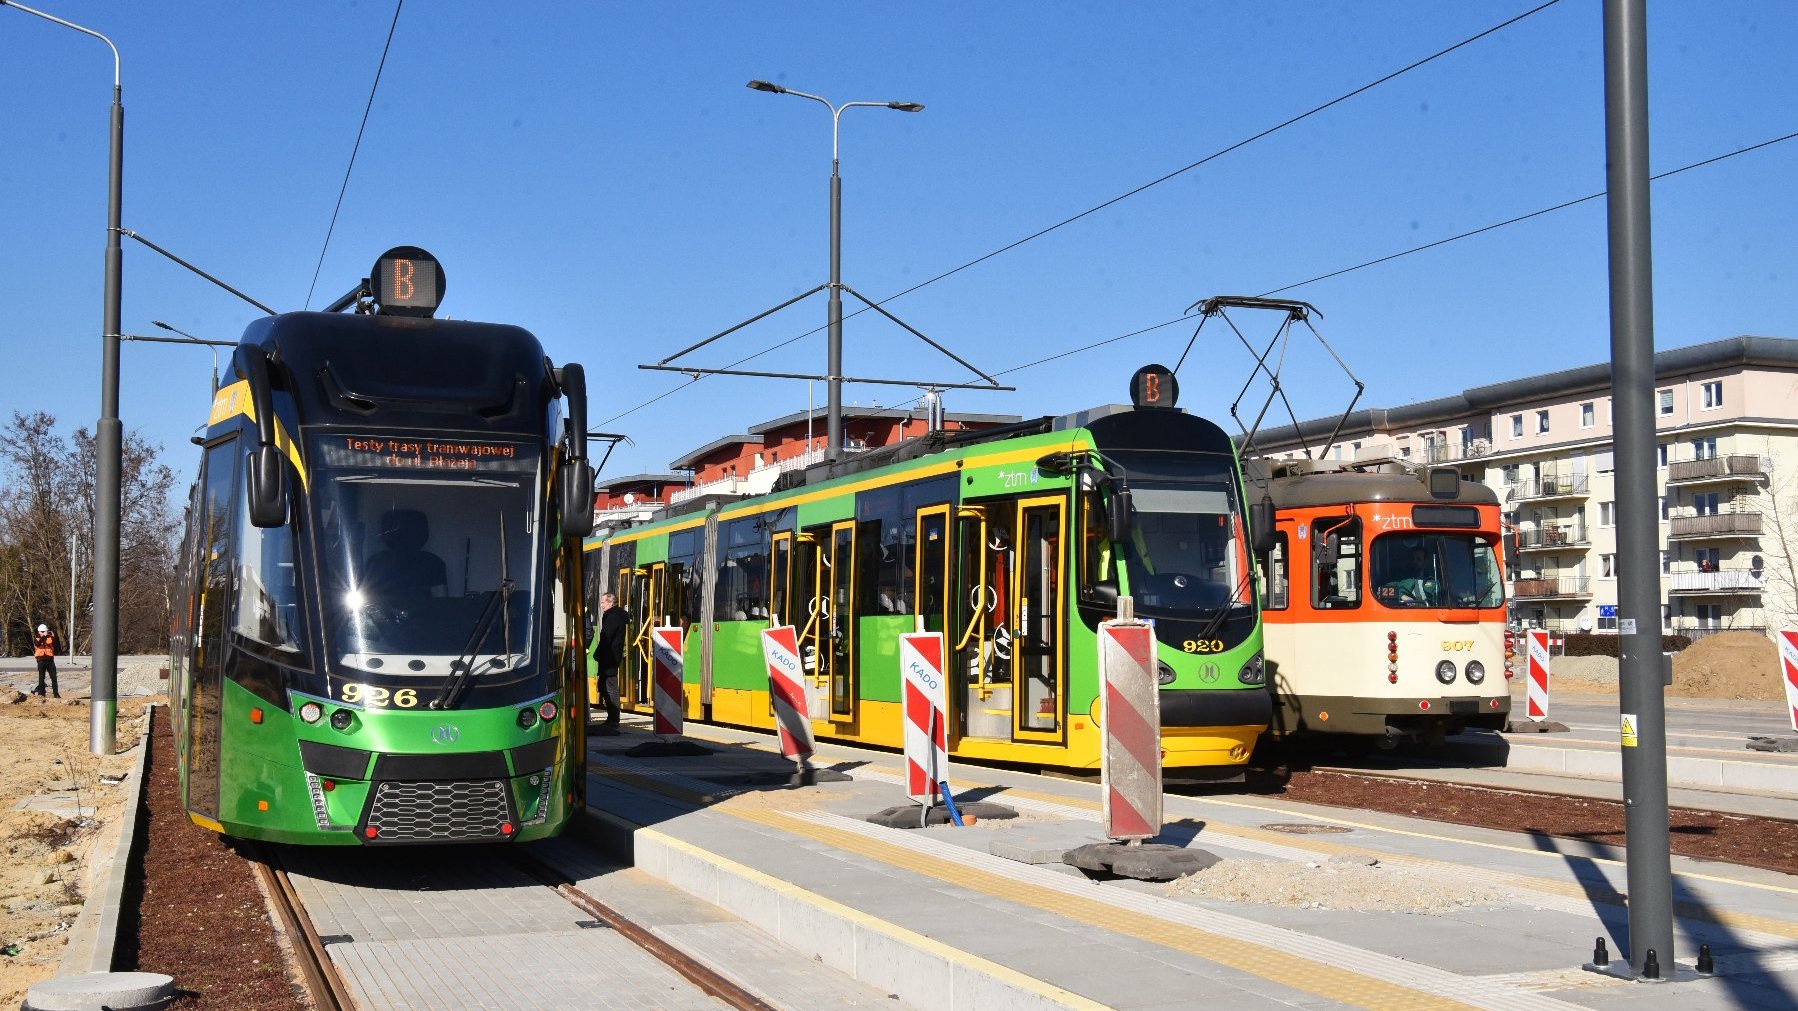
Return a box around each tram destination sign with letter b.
[319,434,533,474]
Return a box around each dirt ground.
[0,659,162,1009]
[1547,631,1788,701]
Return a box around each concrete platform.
[581,715,1798,1010]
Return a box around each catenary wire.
[302,0,406,310]
[600,0,1565,426]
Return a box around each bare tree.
[1752,439,1798,634]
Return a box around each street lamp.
[745,80,923,461]
[153,320,223,395]
[3,0,126,756]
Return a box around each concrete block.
[776,890,857,975]
[853,919,953,1009]
[1746,735,1798,754]
[949,959,1095,1011]
[866,800,1017,828]
[657,842,721,904]
[714,863,782,935]
[25,972,174,1011]
[1063,842,1221,881]
[988,824,1105,865]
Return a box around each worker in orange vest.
[32,623,61,699]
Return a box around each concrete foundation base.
[1746,735,1798,753]
[624,739,713,758]
[1505,720,1570,733]
[866,801,1018,829]
[25,972,175,1011]
[1063,842,1221,881]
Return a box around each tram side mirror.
[246,444,288,528]
[1250,496,1277,556]
[559,460,595,538]
[1108,487,1133,544]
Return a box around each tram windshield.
[1098,451,1251,618]
[1371,533,1504,609]
[308,432,542,683]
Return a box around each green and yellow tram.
[168,248,594,844]
[586,367,1272,775]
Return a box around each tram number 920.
[339,684,420,708]
[1181,639,1225,654]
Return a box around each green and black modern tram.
[585,366,1273,775]
[168,248,594,844]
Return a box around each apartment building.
[1250,336,1798,640]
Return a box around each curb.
[56,704,155,976]
[575,806,1109,1010]
[1502,738,1798,798]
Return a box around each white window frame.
[1580,402,1595,428]
[1658,388,1674,416]
[1536,410,1550,434]
[1601,553,1616,579]
[1511,414,1523,439]
[1701,380,1723,411]
[1600,501,1614,527]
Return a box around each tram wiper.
[432,514,515,710]
[1192,570,1254,646]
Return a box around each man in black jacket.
[32,623,61,698]
[593,593,627,734]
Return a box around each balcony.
[1665,566,1764,595]
[1512,576,1593,600]
[1668,512,1762,540]
[1418,440,1492,465]
[1507,473,1589,503]
[1666,454,1769,486]
[669,476,750,505]
[1514,524,1591,552]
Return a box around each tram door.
[953,504,1016,740]
[792,532,824,689]
[188,440,237,818]
[1011,498,1065,740]
[825,521,858,723]
[624,564,663,711]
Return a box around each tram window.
[1078,483,1115,600]
[1259,532,1289,611]
[769,535,791,626]
[1311,518,1361,609]
[669,527,704,629]
[716,518,766,621]
[232,462,310,662]
[858,486,904,614]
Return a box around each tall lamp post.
[2,1,125,755]
[152,320,224,395]
[745,80,922,461]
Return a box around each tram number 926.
[338,684,420,708]
[1181,639,1225,654]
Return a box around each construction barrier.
[1525,629,1552,721]
[899,632,950,808]
[762,625,816,761]
[1098,619,1161,842]
[651,626,684,739]
[1779,630,1798,732]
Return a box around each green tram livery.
[585,370,1273,775]
[168,248,595,844]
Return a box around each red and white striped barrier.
[651,626,684,739]
[1098,620,1161,841]
[899,632,950,807]
[762,625,816,761]
[1525,629,1552,721]
[1778,630,1798,732]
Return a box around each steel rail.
[245,843,356,1011]
[508,850,777,1011]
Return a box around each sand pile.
[1671,631,1784,701]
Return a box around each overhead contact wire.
[303,0,406,310]
[604,0,1565,425]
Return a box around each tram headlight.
[1434,660,1457,685]
[538,701,559,722]
[1157,661,1176,686]
[1238,651,1266,686]
[517,707,539,729]
[1465,661,1486,685]
[330,709,354,731]
[298,702,323,724]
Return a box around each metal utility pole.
[1,1,124,755]
[68,532,77,652]
[1603,0,1674,977]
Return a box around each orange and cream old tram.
[1250,458,1512,746]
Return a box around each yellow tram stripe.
[206,380,310,487]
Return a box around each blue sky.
[2,1,1792,487]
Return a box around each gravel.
[1162,854,1514,914]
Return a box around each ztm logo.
[432,723,461,745]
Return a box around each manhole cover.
[1260,822,1353,835]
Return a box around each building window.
[1596,449,1614,473]
[1601,553,1616,579]
[1694,491,1720,517]
[1581,402,1595,428]
[1502,464,1520,485]
[1657,443,1668,469]
[1536,410,1550,434]
[1695,546,1720,572]
[1702,380,1723,410]
[1659,495,1669,521]
[1692,435,1717,460]
[1696,603,1722,628]
[1598,609,1618,632]
[1600,501,1614,527]
[1658,389,1674,416]
[1660,550,1669,575]
[1511,414,1523,438]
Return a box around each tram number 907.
[1181,639,1225,654]
[339,683,420,708]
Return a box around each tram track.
[246,835,773,1011]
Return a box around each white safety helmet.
[37,624,48,632]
